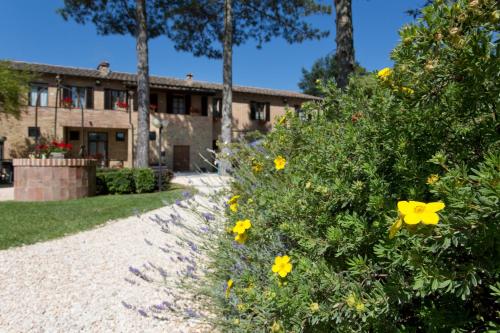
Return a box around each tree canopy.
[298,53,365,96]
[0,61,31,118]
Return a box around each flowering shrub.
[205,1,499,331]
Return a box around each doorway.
[173,145,190,171]
[88,132,108,164]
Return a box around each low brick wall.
[13,159,97,201]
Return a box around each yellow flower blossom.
[271,321,282,333]
[389,218,403,239]
[274,156,287,170]
[228,195,240,205]
[355,302,365,312]
[233,219,251,234]
[377,67,392,80]
[229,203,238,212]
[310,302,320,313]
[252,161,263,173]
[225,279,233,298]
[401,86,415,95]
[426,174,439,185]
[346,293,357,307]
[398,201,445,225]
[272,255,293,278]
[234,232,248,244]
[237,303,245,312]
[278,115,286,125]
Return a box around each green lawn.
[0,185,188,250]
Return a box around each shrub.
[104,168,134,194]
[96,167,173,194]
[133,168,156,193]
[206,1,499,331]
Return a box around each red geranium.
[117,101,128,108]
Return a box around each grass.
[0,184,189,250]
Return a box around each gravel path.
[0,174,228,333]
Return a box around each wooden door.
[173,145,190,171]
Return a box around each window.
[201,96,208,116]
[0,139,4,161]
[61,87,93,109]
[116,132,125,142]
[172,96,186,114]
[167,95,191,114]
[104,89,128,110]
[29,84,48,107]
[212,98,222,118]
[149,131,157,141]
[69,130,80,141]
[250,101,270,121]
[294,104,309,121]
[28,127,40,138]
[149,93,159,112]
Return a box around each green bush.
[96,167,173,194]
[133,168,156,193]
[104,168,134,194]
[206,1,499,331]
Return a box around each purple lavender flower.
[158,267,168,278]
[152,303,167,311]
[121,301,133,309]
[138,309,148,317]
[175,200,187,208]
[182,191,193,199]
[187,241,200,253]
[202,212,215,221]
[200,226,209,233]
[129,266,141,275]
[184,308,199,318]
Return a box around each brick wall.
[13,158,96,201]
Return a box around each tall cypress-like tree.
[59,0,167,167]
[334,0,355,89]
[165,0,330,174]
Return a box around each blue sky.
[0,0,425,92]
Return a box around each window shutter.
[104,90,111,110]
[266,103,271,122]
[185,95,191,114]
[250,102,256,120]
[166,94,173,114]
[86,88,94,109]
[133,91,138,111]
[201,96,208,116]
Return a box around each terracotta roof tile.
[9,60,320,100]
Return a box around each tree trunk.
[135,0,150,168]
[334,0,355,89]
[219,0,233,175]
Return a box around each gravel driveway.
[0,174,228,333]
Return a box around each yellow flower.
[426,174,439,185]
[229,203,239,212]
[234,232,248,244]
[389,218,403,239]
[252,161,263,173]
[226,279,233,298]
[233,318,240,325]
[398,201,445,225]
[401,86,415,95]
[272,255,293,278]
[228,195,240,205]
[346,293,357,307]
[271,321,282,333]
[233,219,251,234]
[274,156,287,171]
[377,67,392,80]
[278,115,286,125]
[355,302,365,312]
[237,303,245,312]
[310,302,320,313]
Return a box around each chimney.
[97,61,110,75]
[186,73,193,81]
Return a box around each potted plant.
[116,101,128,110]
[62,97,73,108]
[38,141,72,159]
